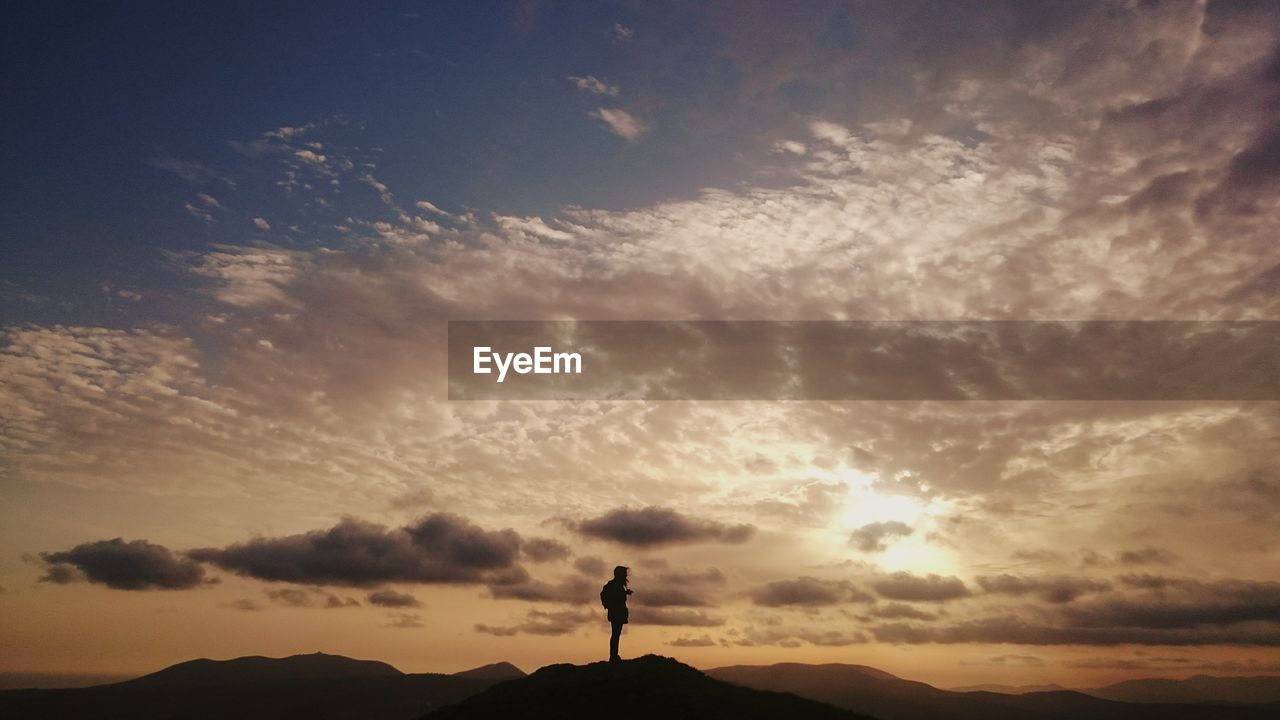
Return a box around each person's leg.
[609,621,622,661]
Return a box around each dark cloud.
[39,538,207,590]
[629,607,725,627]
[573,556,607,576]
[487,575,593,604]
[736,624,868,647]
[266,587,359,609]
[1061,579,1280,629]
[367,588,423,608]
[189,514,524,587]
[669,635,717,647]
[960,654,1045,667]
[574,506,755,547]
[748,576,871,607]
[871,572,970,602]
[475,609,595,637]
[1116,573,1195,591]
[382,613,423,629]
[640,568,727,607]
[1116,547,1179,565]
[865,602,938,621]
[849,521,913,552]
[976,574,1111,603]
[870,577,1280,647]
[872,616,1280,646]
[522,537,571,563]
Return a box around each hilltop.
[424,654,871,720]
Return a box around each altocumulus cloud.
[39,538,208,590]
[574,506,755,547]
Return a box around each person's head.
[613,565,629,584]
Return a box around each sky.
[2,0,1280,688]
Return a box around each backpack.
[600,582,613,609]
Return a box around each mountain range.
[2,652,1277,720]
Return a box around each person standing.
[600,565,633,662]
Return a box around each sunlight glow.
[828,467,960,574]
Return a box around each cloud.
[669,634,717,647]
[573,556,607,576]
[39,539,207,591]
[574,507,754,547]
[849,521,913,552]
[189,514,525,587]
[871,616,1280,647]
[871,573,971,602]
[610,23,632,45]
[367,588,423,608]
[475,609,595,637]
[1116,547,1179,565]
[186,246,301,307]
[736,624,868,648]
[865,602,938,621]
[266,587,360,609]
[569,75,619,96]
[976,574,1112,604]
[487,574,593,604]
[521,537,571,562]
[382,613,423,629]
[414,200,450,217]
[960,653,1045,667]
[748,576,871,607]
[629,607,724,626]
[1061,579,1280,629]
[639,568,727,608]
[145,156,234,186]
[252,217,271,230]
[753,480,846,527]
[589,108,646,140]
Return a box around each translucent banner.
[447,321,1280,400]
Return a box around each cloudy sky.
[2,0,1280,687]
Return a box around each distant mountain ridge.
[3,652,1278,720]
[949,682,1068,694]
[1083,675,1280,705]
[707,662,1280,720]
[120,652,402,688]
[0,652,511,720]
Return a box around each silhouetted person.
[600,565,632,662]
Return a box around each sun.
[828,467,960,574]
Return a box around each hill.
[452,662,526,680]
[0,653,503,720]
[707,662,1278,720]
[424,655,872,720]
[949,682,1068,694]
[1084,675,1280,705]
[119,652,401,688]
